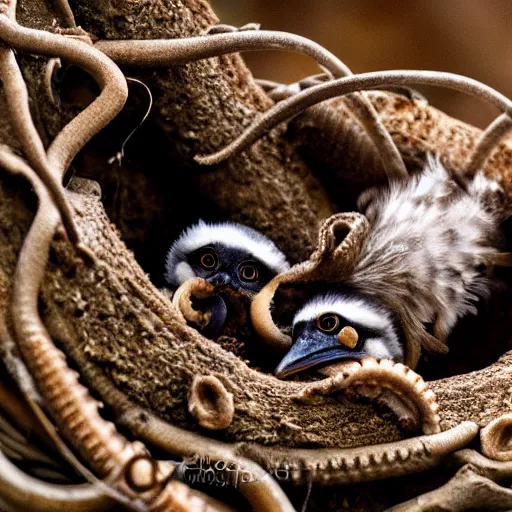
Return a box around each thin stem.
[467,113,512,176]
[0,448,112,512]
[195,69,512,166]
[97,31,408,179]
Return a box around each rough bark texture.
[67,0,336,267]
[1,0,512,510]
[291,93,512,207]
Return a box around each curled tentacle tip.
[194,153,224,166]
[76,243,97,265]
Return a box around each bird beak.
[194,294,228,339]
[274,332,366,379]
[207,272,234,289]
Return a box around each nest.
[1,0,512,511]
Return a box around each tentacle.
[194,69,512,168]
[250,277,292,352]
[236,422,478,485]
[466,113,512,177]
[296,358,440,435]
[172,277,216,327]
[96,31,407,180]
[46,327,296,512]
[354,387,420,433]
[251,213,371,353]
[0,17,128,178]
[188,375,234,430]
[95,30,353,73]
[43,58,62,106]
[0,148,212,511]
[0,448,112,512]
[0,9,80,245]
[256,76,428,103]
[481,414,512,461]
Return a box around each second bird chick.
[275,157,509,378]
[275,291,403,378]
[165,221,289,337]
[165,220,289,293]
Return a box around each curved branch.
[195,70,512,167]
[467,113,512,176]
[0,448,112,512]
[96,30,407,180]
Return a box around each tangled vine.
[0,0,512,511]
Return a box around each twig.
[467,113,512,176]
[0,447,113,512]
[194,69,512,166]
[96,29,407,180]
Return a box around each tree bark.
[1,0,512,510]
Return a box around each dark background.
[212,0,512,129]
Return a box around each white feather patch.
[365,338,403,362]
[174,261,195,284]
[294,293,392,332]
[165,221,289,286]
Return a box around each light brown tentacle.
[0,447,113,512]
[194,69,512,167]
[236,422,478,485]
[0,17,128,178]
[314,212,371,271]
[251,213,371,352]
[48,329,296,512]
[297,358,440,435]
[172,277,216,327]
[0,8,80,245]
[0,150,205,508]
[250,276,292,352]
[96,31,407,180]
[466,113,512,177]
[481,414,512,461]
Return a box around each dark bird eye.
[317,313,341,333]
[239,263,259,282]
[200,251,218,270]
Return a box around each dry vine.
[0,0,511,511]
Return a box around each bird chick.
[165,221,289,336]
[275,292,403,378]
[275,157,508,378]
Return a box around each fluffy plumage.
[164,221,289,288]
[351,156,504,344]
[276,157,505,377]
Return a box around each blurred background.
[212,0,512,129]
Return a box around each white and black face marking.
[164,221,289,294]
[275,293,404,378]
[182,243,276,294]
